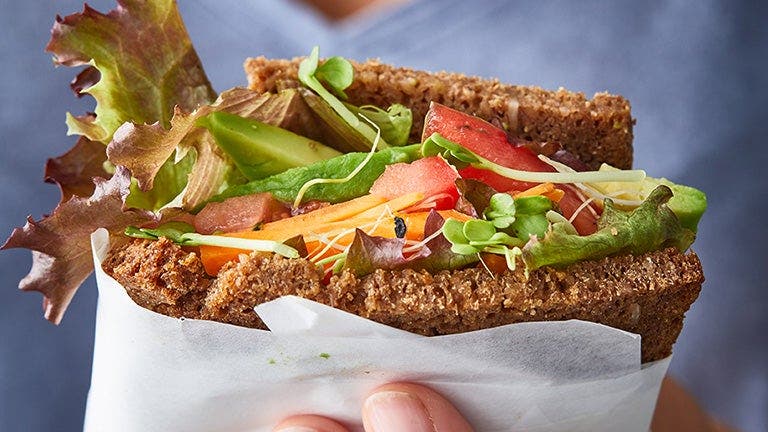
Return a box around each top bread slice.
[244,57,635,170]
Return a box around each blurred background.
[1,0,765,430]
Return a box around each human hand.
[274,376,737,432]
[273,382,473,432]
[652,377,738,432]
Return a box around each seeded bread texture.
[101,238,211,319]
[244,57,635,170]
[103,239,702,363]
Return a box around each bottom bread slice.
[102,238,703,362]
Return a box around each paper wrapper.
[84,229,669,432]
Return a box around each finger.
[362,382,473,432]
[273,414,350,432]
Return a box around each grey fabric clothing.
[1,0,765,430]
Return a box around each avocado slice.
[197,111,342,181]
[644,179,707,233]
[591,165,707,233]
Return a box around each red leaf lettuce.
[2,167,157,324]
[344,211,478,276]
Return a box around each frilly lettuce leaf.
[341,230,414,277]
[1,167,158,324]
[4,0,216,324]
[522,185,696,270]
[46,0,216,143]
[108,87,327,210]
[45,136,109,204]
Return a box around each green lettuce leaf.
[212,144,421,205]
[46,0,216,143]
[123,154,197,210]
[522,185,696,270]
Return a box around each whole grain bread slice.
[103,238,703,363]
[244,57,635,170]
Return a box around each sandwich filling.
[119,48,705,282]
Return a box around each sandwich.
[4,0,705,365]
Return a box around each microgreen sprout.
[441,189,558,271]
[483,193,516,228]
[298,46,389,147]
[442,218,523,256]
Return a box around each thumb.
[362,383,473,432]
[273,414,350,432]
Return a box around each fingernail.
[274,427,319,432]
[363,390,434,432]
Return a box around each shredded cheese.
[402,193,454,213]
[309,226,366,262]
[308,205,391,262]
[538,155,645,207]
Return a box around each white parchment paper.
[84,229,669,432]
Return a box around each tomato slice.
[423,102,599,234]
[423,102,547,192]
[369,156,459,210]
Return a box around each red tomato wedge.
[369,156,459,210]
[423,102,548,192]
[557,184,600,235]
[422,102,599,235]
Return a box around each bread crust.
[103,238,703,362]
[244,57,635,170]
